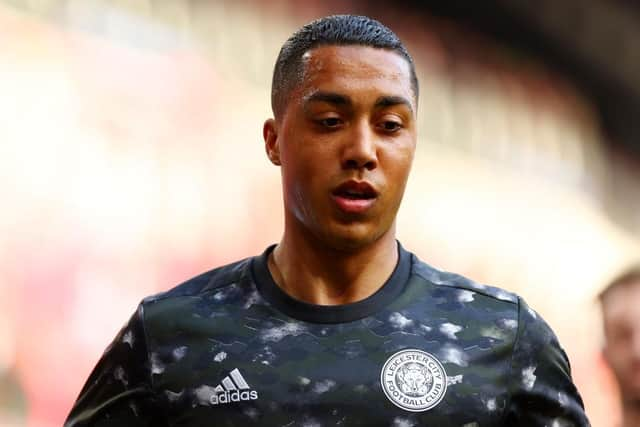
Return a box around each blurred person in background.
[600,266,640,427]
[65,14,589,426]
[0,368,26,427]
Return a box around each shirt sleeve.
[64,304,166,427]
[503,297,591,426]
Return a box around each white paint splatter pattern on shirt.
[499,318,518,329]
[470,282,487,290]
[447,374,463,385]
[389,312,414,329]
[392,417,416,427]
[439,344,469,367]
[494,290,513,301]
[486,398,497,411]
[252,346,276,365]
[243,290,261,309]
[502,319,518,329]
[457,290,475,303]
[558,391,568,407]
[522,366,537,390]
[301,418,321,427]
[164,390,184,402]
[298,376,311,386]
[479,326,507,340]
[213,285,237,301]
[261,322,306,342]
[129,402,139,417]
[114,365,127,386]
[150,352,165,375]
[312,379,336,394]
[440,322,463,339]
[122,330,134,348]
[172,346,188,361]
[551,418,572,427]
[194,385,217,406]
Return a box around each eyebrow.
[303,91,414,114]
[303,91,351,108]
[374,95,414,114]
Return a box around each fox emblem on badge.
[381,349,447,412]
[398,362,433,397]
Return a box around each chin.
[320,224,390,252]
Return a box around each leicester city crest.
[380,349,447,412]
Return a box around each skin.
[262,45,417,305]
[602,279,640,427]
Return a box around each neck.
[622,399,640,427]
[269,223,399,306]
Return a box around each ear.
[263,118,281,166]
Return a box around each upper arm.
[65,304,166,427]
[503,298,590,426]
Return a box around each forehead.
[602,280,640,321]
[298,45,414,102]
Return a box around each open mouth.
[336,189,376,199]
[331,181,378,213]
[332,181,378,200]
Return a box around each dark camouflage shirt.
[65,243,590,426]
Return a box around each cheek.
[384,143,415,174]
[284,143,336,187]
[284,156,325,193]
[607,345,631,368]
[384,162,413,199]
[281,150,331,215]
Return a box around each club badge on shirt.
[380,349,447,412]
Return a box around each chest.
[150,316,513,427]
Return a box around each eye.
[612,326,632,343]
[318,117,343,128]
[378,120,403,133]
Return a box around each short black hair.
[599,265,640,303]
[271,14,419,118]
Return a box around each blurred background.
[1,0,639,426]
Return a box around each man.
[66,15,589,426]
[600,267,640,427]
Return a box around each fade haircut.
[599,265,640,304]
[271,14,419,118]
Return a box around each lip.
[331,180,379,214]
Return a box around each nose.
[341,121,378,171]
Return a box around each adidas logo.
[211,368,258,405]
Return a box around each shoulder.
[142,257,252,305]
[133,256,262,349]
[410,253,564,357]
[137,257,255,325]
[409,254,558,344]
[411,253,518,305]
